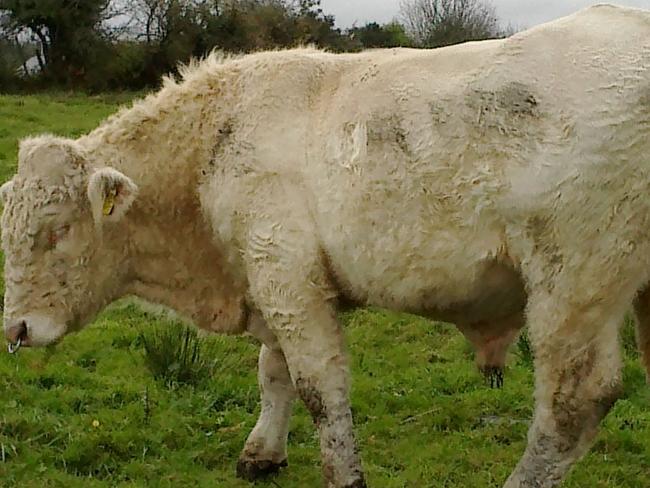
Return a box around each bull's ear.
[87,168,138,224]
[0,179,14,205]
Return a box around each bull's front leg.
[237,314,296,480]
[242,222,365,487]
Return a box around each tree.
[349,22,412,49]
[0,0,115,84]
[128,0,205,44]
[0,0,362,90]
[197,0,355,53]
[400,0,503,48]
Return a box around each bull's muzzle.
[5,319,27,353]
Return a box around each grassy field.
[0,93,649,487]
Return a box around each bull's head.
[1,136,138,349]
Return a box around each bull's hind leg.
[237,316,296,480]
[633,285,650,383]
[504,290,626,488]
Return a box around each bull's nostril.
[5,320,28,344]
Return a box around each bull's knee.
[546,343,622,446]
[295,376,328,425]
[550,380,622,453]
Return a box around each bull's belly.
[333,258,526,326]
[323,226,526,326]
[420,260,527,325]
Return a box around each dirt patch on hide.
[474,82,539,116]
[467,81,541,136]
[551,347,621,453]
[366,113,412,157]
[295,377,327,426]
[497,82,539,116]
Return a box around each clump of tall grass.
[139,323,214,387]
[620,314,638,359]
[516,328,534,369]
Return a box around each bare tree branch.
[400,0,504,48]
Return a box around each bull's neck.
[77,80,227,200]
[116,197,247,335]
[77,86,246,334]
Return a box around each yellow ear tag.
[103,188,117,216]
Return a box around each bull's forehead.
[2,138,88,254]
[17,136,88,186]
[1,178,80,251]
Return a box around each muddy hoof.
[236,458,288,481]
[481,366,505,389]
[344,479,367,488]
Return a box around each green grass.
[0,93,649,487]
[139,320,218,387]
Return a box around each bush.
[0,39,24,92]
[401,0,505,48]
[349,22,413,49]
[139,322,214,387]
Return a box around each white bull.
[2,5,650,487]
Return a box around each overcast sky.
[321,1,650,29]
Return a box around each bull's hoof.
[344,479,367,488]
[236,457,288,481]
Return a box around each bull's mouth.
[8,338,22,353]
[5,314,72,351]
[7,328,31,353]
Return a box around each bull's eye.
[48,225,70,249]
